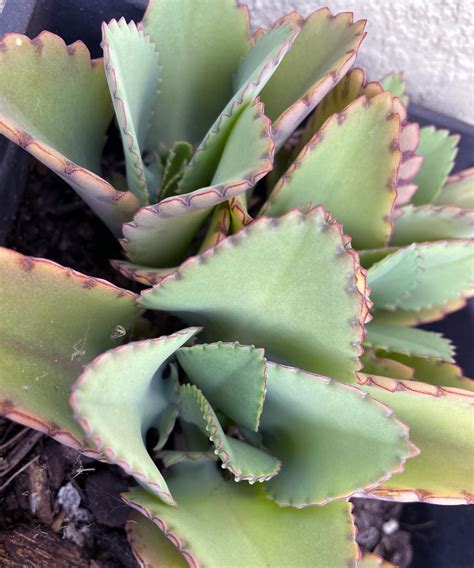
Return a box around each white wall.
[247,0,474,124]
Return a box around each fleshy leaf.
[177,342,266,431]
[102,19,160,205]
[0,247,139,452]
[360,350,414,381]
[159,142,193,199]
[378,353,474,392]
[178,22,297,196]
[381,72,409,105]
[110,260,175,287]
[296,67,383,155]
[360,552,396,568]
[433,167,474,210]
[364,322,455,363]
[71,328,200,505]
[411,126,459,205]
[140,207,367,382]
[367,244,423,311]
[260,362,417,507]
[0,32,138,234]
[260,9,366,147]
[121,98,274,267]
[127,510,188,568]
[178,384,280,482]
[372,297,468,327]
[358,374,474,503]
[390,205,474,245]
[124,460,358,567]
[141,0,250,149]
[262,93,401,249]
[370,241,474,312]
[198,203,231,253]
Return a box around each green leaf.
[296,67,383,155]
[365,322,455,362]
[178,385,280,483]
[142,0,250,149]
[367,244,423,311]
[140,208,368,382]
[371,297,468,327]
[433,167,474,210]
[102,19,160,205]
[377,352,474,392]
[262,93,401,249]
[370,242,474,313]
[412,126,459,205]
[390,205,474,246]
[0,247,139,451]
[381,72,409,105]
[360,350,414,381]
[358,374,474,503]
[177,342,266,431]
[127,510,188,568]
[0,32,138,234]
[121,98,273,267]
[178,22,297,196]
[260,9,366,147]
[260,362,416,507]
[198,203,231,253]
[71,328,200,505]
[159,142,193,198]
[124,460,359,567]
[110,260,175,287]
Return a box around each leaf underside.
[381,72,409,105]
[124,460,358,568]
[71,328,200,505]
[433,167,474,210]
[358,374,474,503]
[0,32,138,233]
[140,207,366,382]
[0,247,139,451]
[262,93,400,250]
[360,350,414,382]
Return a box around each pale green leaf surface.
[433,167,474,210]
[262,93,400,249]
[367,244,423,311]
[0,33,138,233]
[127,511,188,568]
[380,352,474,392]
[260,362,416,506]
[358,374,474,503]
[0,247,139,451]
[412,126,459,205]
[142,0,250,149]
[102,19,160,205]
[178,384,280,482]
[260,10,366,146]
[390,205,474,246]
[381,72,409,105]
[198,203,231,253]
[177,342,266,431]
[371,297,468,327]
[71,328,199,505]
[159,142,193,198]
[360,350,414,381]
[178,22,296,196]
[124,460,358,568]
[140,208,366,382]
[121,98,273,267]
[365,322,455,362]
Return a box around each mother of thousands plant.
[0,0,473,566]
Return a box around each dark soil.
[1,157,413,567]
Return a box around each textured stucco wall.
[247,0,474,124]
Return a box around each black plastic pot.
[0,3,473,566]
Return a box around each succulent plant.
[1,0,474,566]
